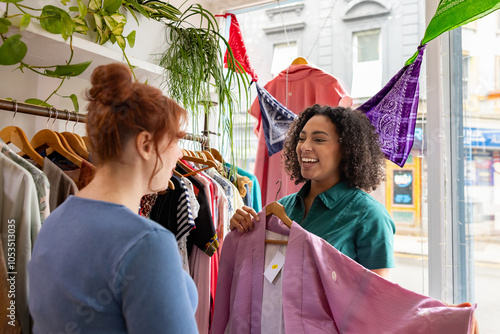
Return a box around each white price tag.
[263,250,286,284]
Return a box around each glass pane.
[355,29,380,62]
[271,42,297,77]
[462,15,500,333]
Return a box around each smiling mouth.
[302,158,319,163]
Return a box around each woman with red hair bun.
[28,63,199,333]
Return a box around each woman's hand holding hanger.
[229,206,260,233]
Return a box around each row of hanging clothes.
[0,101,263,334]
[0,109,97,334]
[138,147,262,334]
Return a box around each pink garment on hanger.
[189,246,211,334]
[250,65,351,205]
[211,211,476,334]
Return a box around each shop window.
[351,29,381,98]
[271,42,298,77]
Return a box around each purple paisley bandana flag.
[255,82,297,156]
[357,45,426,167]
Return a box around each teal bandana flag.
[406,0,500,65]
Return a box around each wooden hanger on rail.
[176,159,213,178]
[60,110,89,159]
[264,202,292,245]
[291,57,308,65]
[208,148,223,163]
[82,136,91,151]
[31,129,83,167]
[0,126,44,166]
[181,150,218,169]
[61,132,89,160]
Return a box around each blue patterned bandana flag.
[255,83,298,156]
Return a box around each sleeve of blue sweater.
[114,229,199,333]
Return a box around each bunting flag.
[255,82,297,156]
[406,0,500,65]
[216,13,258,82]
[357,45,426,167]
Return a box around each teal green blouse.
[278,181,396,269]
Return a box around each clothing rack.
[0,98,85,122]
[0,98,210,147]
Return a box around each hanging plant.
[0,0,94,110]
[0,0,182,109]
[159,4,250,167]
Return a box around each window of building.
[270,42,298,77]
[351,29,381,98]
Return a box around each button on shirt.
[278,181,396,269]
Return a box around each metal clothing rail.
[0,98,85,122]
[0,98,210,147]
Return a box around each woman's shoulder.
[50,195,171,237]
[278,192,297,206]
[347,189,392,219]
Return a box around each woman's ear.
[136,131,154,160]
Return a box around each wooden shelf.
[2,4,168,86]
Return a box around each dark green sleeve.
[356,198,396,270]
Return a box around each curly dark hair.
[282,104,386,192]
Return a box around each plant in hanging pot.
[159,4,251,167]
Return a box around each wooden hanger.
[265,201,292,244]
[61,132,90,160]
[82,136,91,152]
[181,152,218,169]
[61,110,89,157]
[173,169,183,178]
[208,148,223,163]
[176,159,213,178]
[55,132,78,156]
[0,126,44,166]
[31,129,83,167]
[291,57,308,65]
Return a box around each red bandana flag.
[216,13,258,82]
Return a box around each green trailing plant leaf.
[69,93,79,113]
[111,13,126,24]
[123,1,148,19]
[104,0,121,14]
[40,5,75,40]
[124,0,180,21]
[88,0,102,11]
[115,35,125,49]
[60,0,70,5]
[44,60,92,78]
[126,30,136,48]
[0,18,11,34]
[73,17,89,34]
[19,14,31,31]
[103,15,116,30]
[111,23,124,35]
[0,0,24,3]
[77,0,87,18]
[25,98,53,107]
[0,34,27,65]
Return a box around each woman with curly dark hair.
[230,104,395,278]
